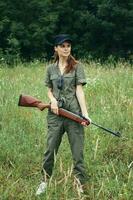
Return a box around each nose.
[64,47,69,51]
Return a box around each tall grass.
[0,61,133,200]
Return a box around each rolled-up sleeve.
[75,64,86,86]
[44,66,52,88]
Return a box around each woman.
[36,34,91,195]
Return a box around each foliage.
[0,0,133,62]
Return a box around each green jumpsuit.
[43,63,87,184]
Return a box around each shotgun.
[18,94,121,137]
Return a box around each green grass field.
[0,61,133,200]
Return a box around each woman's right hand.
[50,98,59,115]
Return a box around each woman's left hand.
[81,115,92,126]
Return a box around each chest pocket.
[50,74,58,80]
[64,73,75,87]
[50,74,59,88]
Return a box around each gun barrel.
[91,122,121,137]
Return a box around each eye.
[61,44,65,48]
[60,44,71,48]
[67,44,71,48]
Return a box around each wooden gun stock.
[18,94,50,110]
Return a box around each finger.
[52,108,59,115]
[81,122,87,126]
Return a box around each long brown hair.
[54,52,78,73]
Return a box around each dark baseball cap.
[54,34,72,45]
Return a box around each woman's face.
[54,42,71,58]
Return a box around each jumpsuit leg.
[65,119,87,185]
[42,113,65,179]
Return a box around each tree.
[0,0,132,62]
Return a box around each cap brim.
[55,38,72,45]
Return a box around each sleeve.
[44,66,52,88]
[75,63,87,86]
